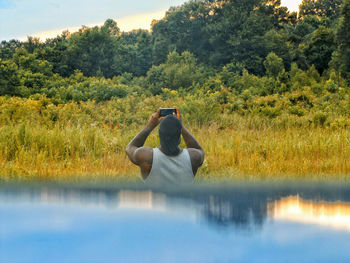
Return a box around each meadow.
[1,88,349,182]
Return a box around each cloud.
[117,10,165,32]
[0,0,186,41]
[23,10,166,41]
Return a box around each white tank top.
[145,148,194,186]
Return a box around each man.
[126,106,204,185]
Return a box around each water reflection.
[2,184,350,262]
[269,195,350,232]
[117,190,166,210]
[3,184,350,231]
[201,193,267,229]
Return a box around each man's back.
[145,148,194,185]
[126,107,204,184]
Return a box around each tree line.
[0,0,349,101]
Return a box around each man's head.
[158,115,182,156]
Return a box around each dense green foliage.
[0,0,349,105]
[334,0,350,80]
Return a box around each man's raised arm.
[174,106,205,166]
[181,127,203,152]
[125,108,162,164]
[125,128,152,165]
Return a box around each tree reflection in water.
[1,183,350,231]
[269,195,350,232]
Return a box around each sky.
[0,0,302,42]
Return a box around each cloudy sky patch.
[0,0,301,41]
[0,0,187,41]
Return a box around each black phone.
[159,108,177,117]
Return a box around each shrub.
[313,111,328,127]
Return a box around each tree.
[264,52,285,78]
[41,31,71,77]
[263,29,293,70]
[9,49,53,96]
[0,40,22,60]
[207,0,263,68]
[335,0,350,81]
[302,26,336,74]
[209,0,295,74]
[102,19,120,37]
[291,15,321,44]
[117,30,153,76]
[23,37,42,53]
[151,1,211,65]
[146,51,204,94]
[299,0,343,21]
[66,20,120,78]
[134,30,153,76]
[12,48,53,76]
[0,59,21,96]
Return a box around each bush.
[313,111,328,127]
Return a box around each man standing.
[126,106,204,185]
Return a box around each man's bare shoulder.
[134,147,153,164]
[187,148,204,166]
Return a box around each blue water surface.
[1,183,350,263]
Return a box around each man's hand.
[173,106,182,122]
[146,108,163,130]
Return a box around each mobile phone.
[160,108,177,117]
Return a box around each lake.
[1,182,350,263]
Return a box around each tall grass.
[0,96,350,181]
[1,120,349,181]
[199,126,350,180]
[0,123,134,180]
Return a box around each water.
[1,183,350,263]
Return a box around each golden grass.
[0,121,349,182]
[199,126,350,180]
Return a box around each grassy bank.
[1,96,349,181]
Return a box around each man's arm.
[181,127,204,152]
[125,128,152,165]
[125,108,162,165]
[182,126,205,167]
[174,106,205,173]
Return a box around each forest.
[0,0,350,181]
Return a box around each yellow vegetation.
[1,122,350,182]
[0,96,350,182]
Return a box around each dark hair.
[158,115,182,156]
